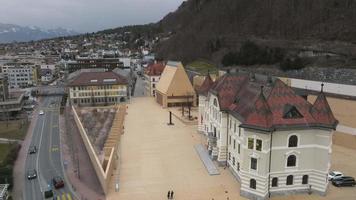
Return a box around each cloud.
[0,0,184,32]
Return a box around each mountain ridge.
[0,23,78,43]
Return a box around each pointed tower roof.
[197,73,214,96]
[242,86,273,130]
[310,84,338,129]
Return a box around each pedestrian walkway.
[53,193,73,200]
[194,144,220,175]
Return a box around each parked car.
[28,146,37,154]
[44,189,53,198]
[52,176,64,189]
[27,169,37,180]
[332,176,356,187]
[328,171,343,181]
[39,110,44,115]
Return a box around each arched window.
[287,155,297,167]
[288,135,298,147]
[272,177,278,187]
[250,179,256,189]
[213,98,218,107]
[286,175,294,185]
[302,175,309,184]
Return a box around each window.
[228,152,231,160]
[256,139,262,151]
[250,179,256,189]
[302,175,309,184]
[248,138,254,149]
[237,162,240,171]
[234,122,236,132]
[286,175,293,185]
[152,83,155,88]
[232,157,235,166]
[288,135,298,147]
[272,177,278,187]
[251,158,257,170]
[238,127,241,137]
[229,136,231,145]
[238,143,240,154]
[233,140,236,149]
[287,155,296,167]
[229,119,231,129]
[213,98,217,106]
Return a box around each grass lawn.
[0,120,29,140]
[0,143,11,165]
[186,60,219,74]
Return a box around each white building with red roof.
[198,72,338,200]
[144,61,166,97]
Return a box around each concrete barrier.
[71,105,126,195]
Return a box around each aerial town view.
[0,0,356,200]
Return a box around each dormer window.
[283,104,303,119]
[213,98,218,107]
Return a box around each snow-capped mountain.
[0,23,79,43]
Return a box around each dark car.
[28,146,37,154]
[44,189,53,198]
[332,176,356,187]
[27,169,37,180]
[52,176,64,189]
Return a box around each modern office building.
[68,71,128,106]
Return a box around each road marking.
[62,193,67,200]
[35,111,47,193]
[49,111,61,176]
[51,147,59,152]
[67,193,72,200]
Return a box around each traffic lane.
[24,98,50,200]
[39,98,72,196]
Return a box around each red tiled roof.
[210,73,249,110]
[310,91,338,127]
[145,62,165,76]
[68,71,128,86]
[197,75,214,96]
[208,73,338,131]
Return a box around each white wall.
[290,78,356,97]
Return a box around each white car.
[328,171,343,181]
[39,110,44,115]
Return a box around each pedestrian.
[171,190,174,199]
[167,191,171,199]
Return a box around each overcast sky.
[0,0,184,33]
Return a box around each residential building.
[67,57,124,73]
[155,61,196,108]
[198,72,338,200]
[68,71,128,106]
[1,62,37,88]
[40,68,53,83]
[0,74,9,101]
[144,61,165,97]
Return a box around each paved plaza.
[107,97,242,200]
[107,97,356,200]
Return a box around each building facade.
[1,63,37,88]
[144,62,165,97]
[197,72,338,200]
[68,72,128,106]
[67,58,123,73]
[155,61,196,108]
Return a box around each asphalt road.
[23,96,74,200]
